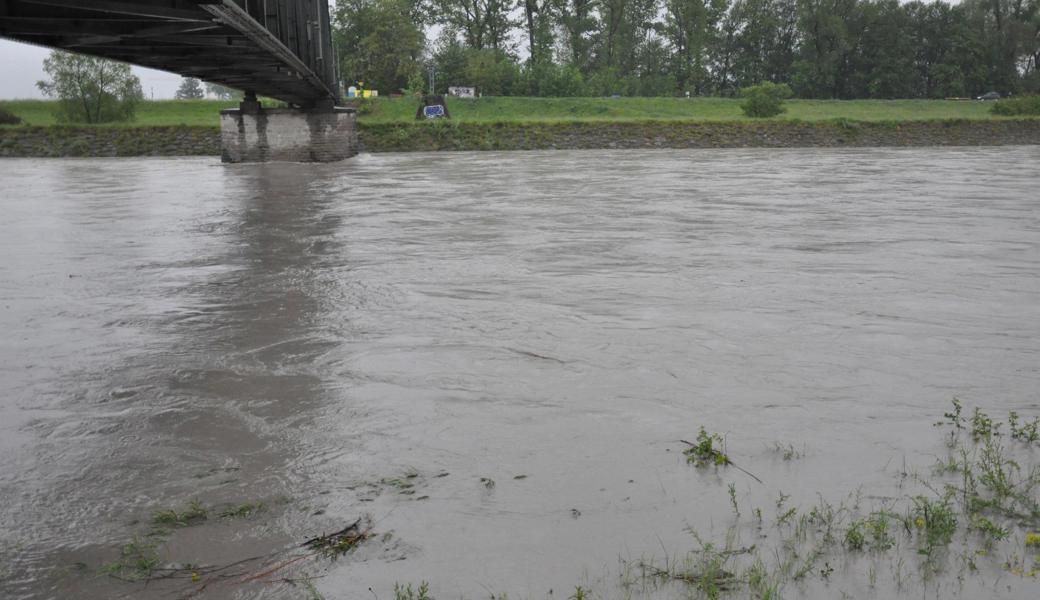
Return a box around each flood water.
[1,147,1039,600]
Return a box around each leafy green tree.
[521,61,588,95]
[334,0,425,93]
[175,77,204,99]
[635,36,680,96]
[903,1,986,98]
[962,0,1039,94]
[434,0,519,51]
[205,82,242,100]
[557,0,600,72]
[36,50,143,123]
[845,0,915,98]
[726,0,799,89]
[664,0,728,94]
[791,0,855,98]
[523,0,558,66]
[593,0,659,74]
[464,49,522,94]
[429,36,472,93]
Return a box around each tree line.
[332,0,1040,99]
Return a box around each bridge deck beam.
[0,0,341,107]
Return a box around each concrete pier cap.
[219,98,358,163]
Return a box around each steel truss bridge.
[0,1,340,107]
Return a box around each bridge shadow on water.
[1,160,367,599]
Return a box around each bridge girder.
[0,0,340,107]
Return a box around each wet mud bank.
[1,119,1037,157]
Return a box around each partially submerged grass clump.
[302,518,374,559]
[393,581,432,600]
[99,538,161,581]
[152,499,208,527]
[217,501,265,518]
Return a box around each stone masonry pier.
[219,103,358,163]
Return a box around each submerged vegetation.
[634,399,1040,598]
[83,400,1039,598]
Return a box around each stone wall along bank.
[1,119,1037,158]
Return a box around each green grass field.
[0,99,239,126]
[0,96,1011,127]
[357,96,1004,123]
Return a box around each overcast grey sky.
[0,39,184,100]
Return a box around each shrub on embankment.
[0,105,21,125]
[991,95,1040,116]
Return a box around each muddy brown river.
[1,148,1039,600]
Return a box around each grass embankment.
[0,97,1011,128]
[0,99,238,127]
[2,97,1036,156]
[355,96,1005,124]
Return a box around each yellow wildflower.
[915,517,926,529]
[1026,533,1040,547]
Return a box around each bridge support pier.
[219,102,358,163]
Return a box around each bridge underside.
[0,0,339,107]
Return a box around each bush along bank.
[358,119,1040,152]
[0,125,220,157]
[1,119,1038,158]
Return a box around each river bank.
[1,118,1038,158]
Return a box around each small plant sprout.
[937,397,965,429]
[772,442,803,460]
[844,521,866,551]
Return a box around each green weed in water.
[844,520,866,551]
[970,407,1001,440]
[218,501,265,518]
[393,581,431,600]
[151,499,207,527]
[911,493,957,555]
[1009,411,1040,443]
[684,427,730,467]
[98,538,161,581]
